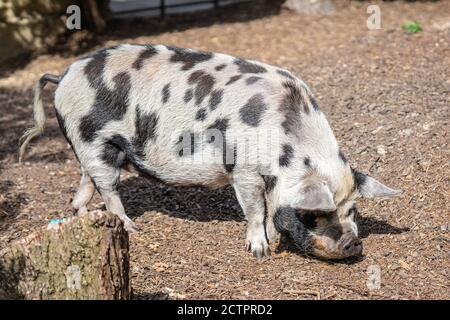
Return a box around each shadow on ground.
[121,176,244,222]
[358,215,410,239]
[132,292,170,300]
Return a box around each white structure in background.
[110,0,249,18]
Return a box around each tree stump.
[0,211,130,300]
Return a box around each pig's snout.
[338,233,363,258]
[311,232,363,260]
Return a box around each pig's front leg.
[232,173,270,258]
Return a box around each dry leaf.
[399,259,411,271]
[153,262,169,272]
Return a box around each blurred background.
[0,0,266,64]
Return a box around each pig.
[19,44,402,259]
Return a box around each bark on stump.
[0,211,130,300]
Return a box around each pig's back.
[55,44,306,186]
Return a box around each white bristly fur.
[19,78,47,163]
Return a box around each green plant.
[402,20,423,33]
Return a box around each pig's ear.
[294,181,336,212]
[353,171,402,198]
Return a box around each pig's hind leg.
[72,167,95,215]
[98,188,139,232]
[83,144,139,232]
[232,173,270,258]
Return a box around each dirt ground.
[0,0,449,299]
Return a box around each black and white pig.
[19,44,402,259]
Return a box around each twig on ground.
[283,289,321,300]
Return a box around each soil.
[0,0,449,299]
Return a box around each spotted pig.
[19,44,402,259]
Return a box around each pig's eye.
[313,210,334,218]
[297,212,318,229]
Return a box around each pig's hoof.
[124,220,141,233]
[246,238,270,259]
[77,206,88,216]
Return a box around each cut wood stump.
[0,211,130,300]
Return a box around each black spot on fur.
[102,135,129,154]
[196,108,207,121]
[206,117,229,145]
[168,46,213,71]
[274,206,312,252]
[207,118,229,137]
[209,89,224,111]
[263,175,277,193]
[80,51,132,142]
[277,69,295,80]
[188,72,215,105]
[132,45,157,70]
[246,76,262,85]
[176,131,199,157]
[279,81,305,134]
[206,118,235,172]
[80,45,119,62]
[184,88,193,103]
[196,75,215,105]
[234,58,267,74]
[215,64,227,71]
[101,141,123,168]
[83,48,108,89]
[162,83,171,104]
[239,94,268,127]
[279,144,294,167]
[132,107,158,158]
[188,70,206,84]
[338,150,347,164]
[304,156,311,167]
[225,75,242,85]
[98,137,124,191]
